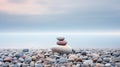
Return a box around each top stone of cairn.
[57,37,65,41]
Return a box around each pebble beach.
[0,48,120,67]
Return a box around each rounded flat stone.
[57,41,67,46]
[57,37,65,41]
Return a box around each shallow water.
[0,35,120,48]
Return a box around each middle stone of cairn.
[56,37,67,46]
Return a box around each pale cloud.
[0,32,120,36]
[0,0,119,15]
[0,0,79,15]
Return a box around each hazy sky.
[0,0,120,48]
